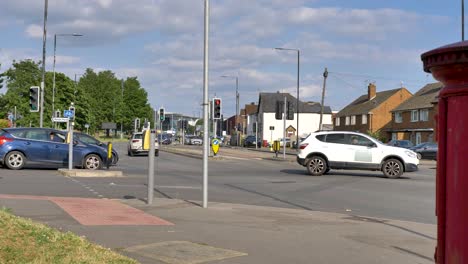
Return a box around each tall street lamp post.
[52,33,83,120]
[221,75,239,146]
[275,47,300,150]
[40,0,48,128]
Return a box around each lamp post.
[40,0,48,128]
[275,47,300,150]
[221,75,239,146]
[52,33,83,121]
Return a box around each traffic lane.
[0,168,103,198]
[77,151,436,223]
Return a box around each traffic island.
[58,169,123,177]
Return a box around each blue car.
[0,128,108,170]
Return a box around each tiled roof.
[258,92,332,114]
[392,82,442,111]
[336,88,408,117]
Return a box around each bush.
[0,119,10,129]
[367,130,387,143]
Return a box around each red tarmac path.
[0,194,173,226]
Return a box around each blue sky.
[0,0,464,117]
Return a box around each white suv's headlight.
[405,150,417,158]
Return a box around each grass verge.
[0,208,138,264]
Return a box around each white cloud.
[25,24,43,38]
[46,55,80,65]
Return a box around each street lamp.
[275,47,300,150]
[221,75,239,146]
[52,33,83,121]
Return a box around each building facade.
[386,82,442,144]
[334,84,413,142]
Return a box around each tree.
[0,60,42,127]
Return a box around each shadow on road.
[280,169,411,180]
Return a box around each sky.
[0,0,464,117]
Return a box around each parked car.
[0,128,108,170]
[243,135,261,148]
[127,132,159,156]
[297,131,419,178]
[190,137,203,145]
[409,142,438,160]
[159,134,172,145]
[387,139,414,149]
[74,132,119,165]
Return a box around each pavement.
[0,145,437,264]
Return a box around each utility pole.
[202,0,210,208]
[319,68,328,131]
[39,0,48,127]
[121,79,124,139]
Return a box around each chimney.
[368,83,376,100]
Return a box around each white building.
[256,92,333,144]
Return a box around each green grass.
[0,208,139,264]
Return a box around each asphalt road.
[0,142,436,224]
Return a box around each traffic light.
[287,101,294,120]
[29,86,40,112]
[159,108,165,121]
[213,98,221,119]
[275,101,283,120]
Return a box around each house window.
[420,109,429,121]
[395,112,402,123]
[362,114,367,124]
[411,110,419,122]
[350,115,356,125]
[345,116,350,126]
[335,117,340,126]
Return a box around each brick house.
[334,83,413,141]
[386,82,443,144]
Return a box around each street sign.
[269,126,275,130]
[211,138,220,155]
[63,110,74,118]
[52,117,69,123]
[85,124,90,129]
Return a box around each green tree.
[0,60,42,127]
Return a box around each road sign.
[63,110,74,118]
[85,124,90,129]
[52,117,69,123]
[269,126,275,130]
[211,138,220,155]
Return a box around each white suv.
[127,132,159,156]
[297,131,419,178]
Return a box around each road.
[0,142,436,224]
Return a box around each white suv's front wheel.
[382,159,403,179]
[306,156,327,176]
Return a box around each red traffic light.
[214,99,221,105]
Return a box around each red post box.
[422,41,468,264]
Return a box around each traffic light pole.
[283,96,287,159]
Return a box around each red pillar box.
[422,41,468,264]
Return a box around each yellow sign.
[273,140,281,152]
[211,138,220,155]
[142,129,151,150]
[107,142,113,159]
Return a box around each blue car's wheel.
[5,151,26,170]
[83,154,102,170]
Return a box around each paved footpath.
[0,193,436,264]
